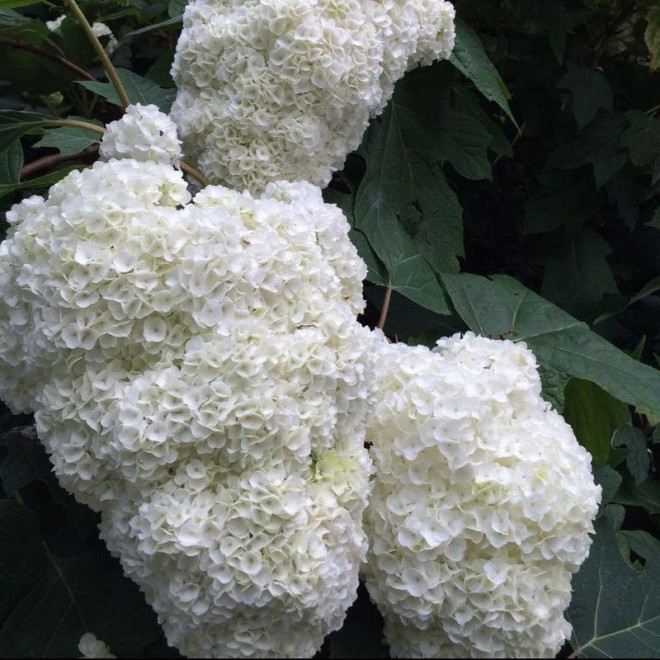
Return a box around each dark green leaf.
[32,124,101,157]
[593,464,622,506]
[563,379,630,464]
[449,19,518,129]
[0,500,47,621]
[0,138,22,185]
[568,516,660,658]
[613,475,660,514]
[541,228,618,314]
[0,542,176,658]
[612,425,650,485]
[523,169,600,234]
[441,273,660,418]
[620,111,660,167]
[0,110,49,151]
[0,426,53,495]
[168,0,186,18]
[558,64,613,130]
[547,112,627,188]
[78,68,176,112]
[618,530,660,564]
[0,1,40,9]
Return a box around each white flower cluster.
[100,104,183,166]
[362,332,602,658]
[169,0,456,193]
[0,110,380,657]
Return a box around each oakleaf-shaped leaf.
[441,273,660,418]
[449,18,518,129]
[611,425,650,485]
[568,516,660,658]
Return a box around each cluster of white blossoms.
[362,333,602,658]
[0,108,383,657]
[169,0,456,193]
[100,104,183,166]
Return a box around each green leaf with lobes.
[568,515,660,658]
[441,273,660,418]
[0,138,22,185]
[611,425,650,486]
[449,18,519,130]
[620,111,660,167]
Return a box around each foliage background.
[0,0,659,657]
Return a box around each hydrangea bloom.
[362,332,601,658]
[0,109,381,657]
[170,0,455,193]
[100,104,183,166]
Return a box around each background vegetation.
[0,0,659,657]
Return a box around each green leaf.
[391,65,494,181]
[441,273,660,418]
[0,110,48,151]
[168,0,186,17]
[0,542,177,658]
[0,426,52,495]
[558,64,613,130]
[563,379,630,464]
[649,207,660,230]
[612,474,660,514]
[523,169,600,234]
[568,515,660,658]
[0,138,22,185]
[0,500,48,621]
[0,0,40,8]
[541,228,618,314]
[612,425,650,485]
[593,464,622,506]
[620,111,660,167]
[32,123,101,157]
[618,529,660,564]
[353,104,458,314]
[449,19,518,130]
[547,112,627,188]
[78,68,176,112]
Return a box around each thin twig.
[377,285,393,331]
[180,161,208,187]
[20,144,99,179]
[64,0,131,109]
[0,36,95,81]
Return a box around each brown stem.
[20,144,99,179]
[377,285,393,331]
[0,36,96,81]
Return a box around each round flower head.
[170,0,455,193]
[362,333,601,658]
[0,136,381,656]
[100,104,183,165]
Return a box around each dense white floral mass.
[169,0,456,193]
[362,333,602,658]
[0,125,380,657]
[100,104,183,166]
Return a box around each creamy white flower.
[0,144,378,658]
[170,0,455,193]
[362,332,602,658]
[100,104,183,166]
[78,632,115,659]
